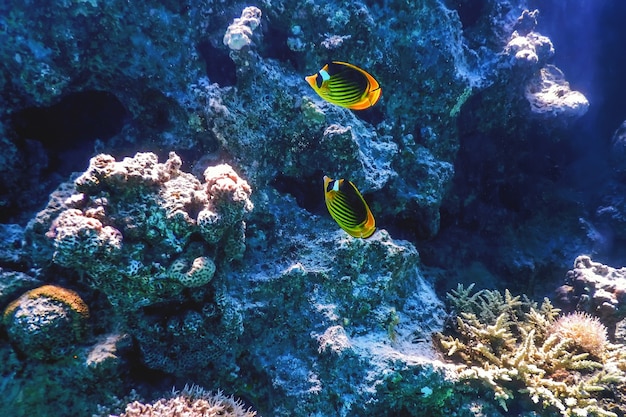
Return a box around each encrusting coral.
[436,284,626,417]
[503,9,589,120]
[35,151,253,309]
[3,284,90,360]
[223,6,263,51]
[116,384,257,417]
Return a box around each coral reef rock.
[26,151,253,309]
[0,268,41,307]
[503,9,588,120]
[3,284,90,360]
[525,64,589,118]
[557,255,626,336]
[223,6,263,51]
[117,385,257,417]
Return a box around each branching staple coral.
[437,284,625,416]
[117,384,257,417]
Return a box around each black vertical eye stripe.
[316,75,323,89]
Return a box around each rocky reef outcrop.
[5,149,455,416]
[0,0,618,416]
[556,255,626,337]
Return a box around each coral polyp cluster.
[3,284,90,360]
[116,385,257,417]
[557,255,626,337]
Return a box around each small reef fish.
[323,175,376,238]
[305,62,382,110]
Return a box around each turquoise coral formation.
[22,152,253,377]
[0,0,611,416]
[40,151,252,308]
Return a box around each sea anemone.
[551,311,608,357]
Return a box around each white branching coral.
[437,284,625,417]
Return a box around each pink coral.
[204,164,253,215]
[51,208,123,269]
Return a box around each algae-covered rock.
[0,268,41,308]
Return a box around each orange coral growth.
[3,284,90,337]
[28,285,90,319]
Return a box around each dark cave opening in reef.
[4,90,127,223]
[197,40,237,87]
[11,90,127,174]
[270,171,327,215]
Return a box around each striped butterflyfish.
[323,175,376,238]
[305,62,382,110]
